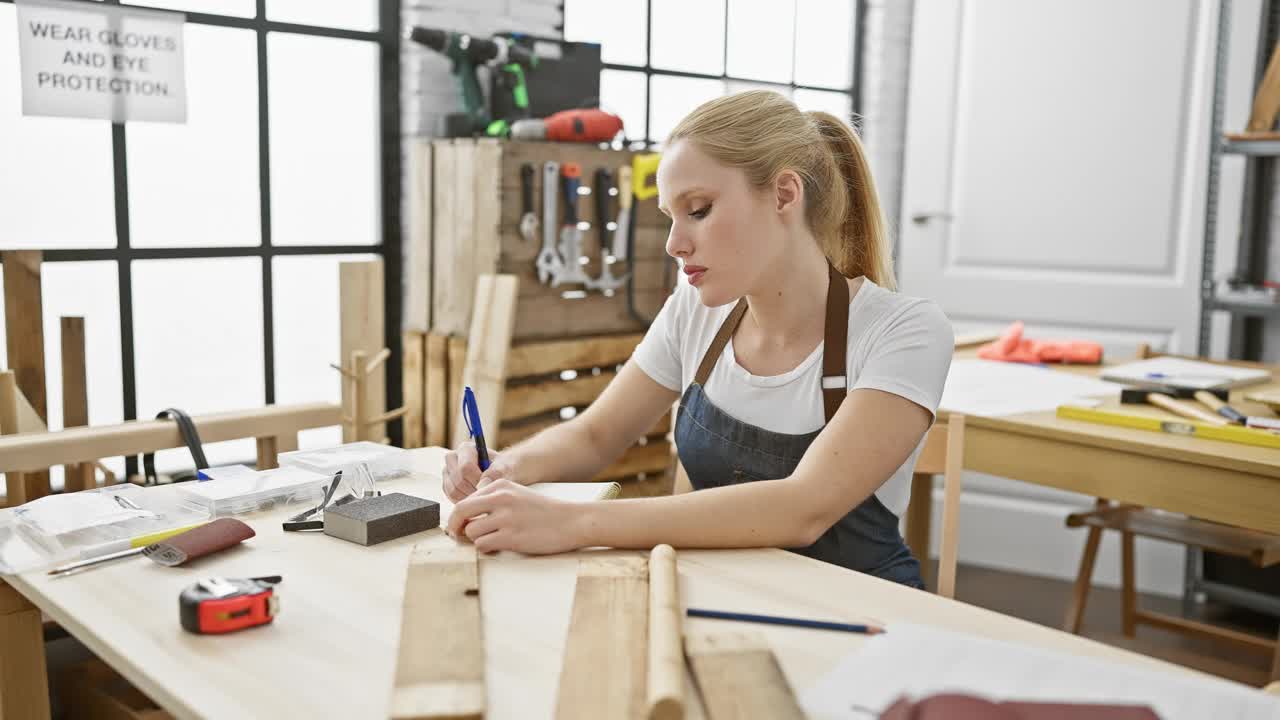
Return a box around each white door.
[898,0,1257,595]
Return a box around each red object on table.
[976,322,1103,365]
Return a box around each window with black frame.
[0,0,401,486]
[563,0,863,148]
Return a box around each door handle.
[911,211,954,225]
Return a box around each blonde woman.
[443,90,952,588]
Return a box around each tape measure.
[179,576,281,634]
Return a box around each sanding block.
[142,517,256,567]
[323,492,439,546]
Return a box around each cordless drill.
[407,26,537,138]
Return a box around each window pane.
[128,25,259,248]
[651,0,725,75]
[564,0,647,66]
[268,33,380,246]
[273,254,375,449]
[726,0,794,84]
[0,6,115,249]
[40,262,124,433]
[133,258,263,470]
[267,0,378,32]
[601,70,648,145]
[649,75,726,143]
[125,0,254,16]
[795,0,854,89]
[794,88,852,123]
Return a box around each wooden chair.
[1063,345,1280,681]
[907,414,966,599]
[672,414,966,598]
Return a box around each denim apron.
[674,265,924,588]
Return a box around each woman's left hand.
[445,479,585,555]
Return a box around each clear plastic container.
[175,466,332,517]
[278,441,410,483]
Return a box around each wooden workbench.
[0,448,1243,719]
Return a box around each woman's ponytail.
[808,111,895,290]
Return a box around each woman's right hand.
[443,442,515,503]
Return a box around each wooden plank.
[647,545,683,720]
[0,371,27,507]
[2,250,50,500]
[1248,41,1280,132]
[425,334,449,448]
[431,141,460,336]
[340,260,386,443]
[506,334,643,380]
[596,441,672,481]
[390,544,484,720]
[503,373,615,422]
[0,402,341,474]
[501,408,671,448]
[473,140,503,303]
[452,275,519,449]
[60,317,95,492]
[447,337,467,448]
[510,289,671,342]
[405,140,433,333]
[0,582,51,720]
[402,331,426,449]
[555,556,648,720]
[684,633,803,720]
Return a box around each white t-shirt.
[631,278,954,516]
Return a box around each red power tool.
[510,108,624,143]
[179,576,281,634]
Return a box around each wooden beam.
[340,260,386,443]
[2,251,50,500]
[555,556,648,720]
[506,334,644,380]
[446,337,466,448]
[684,633,803,720]
[452,275,519,449]
[596,441,672,482]
[425,334,449,448]
[0,402,341,473]
[0,371,28,507]
[390,544,483,720]
[1248,41,1280,132]
[502,373,614,423]
[647,545,683,720]
[402,331,425,449]
[0,582,50,720]
[60,317,95,492]
[405,140,434,333]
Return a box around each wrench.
[518,163,537,243]
[586,167,629,294]
[535,161,565,285]
[553,162,593,287]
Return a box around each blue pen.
[462,386,491,471]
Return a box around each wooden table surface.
[5,448,1234,720]
[944,353,1280,534]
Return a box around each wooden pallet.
[415,330,674,498]
[405,138,676,342]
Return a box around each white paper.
[799,623,1280,720]
[13,492,154,536]
[1101,357,1272,390]
[941,359,1124,417]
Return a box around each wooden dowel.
[364,348,391,377]
[366,407,409,426]
[1146,393,1230,426]
[647,544,684,720]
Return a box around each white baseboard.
[911,473,1187,598]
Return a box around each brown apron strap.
[694,298,748,386]
[822,264,850,423]
[691,264,849,424]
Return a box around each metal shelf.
[1206,294,1280,316]
[1221,136,1280,156]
